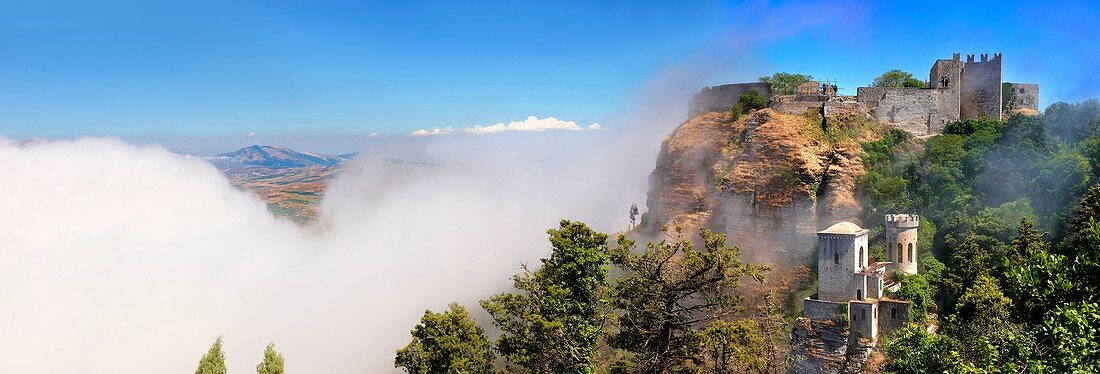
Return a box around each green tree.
[871,69,926,88]
[882,325,963,374]
[759,72,813,95]
[629,203,639,228]
[1040,301,1100,371]
[738,89,767,113]
[195,336,227,374]
[700,319,768,373]
[609,228,769,373]
[893,272,936,324]
[395,303,495,374]
[256,342,285,374]
[480,220,611,373]
[947,274,1034,369]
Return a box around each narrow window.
[834,252,839,265]
[861,309,866,320]
[859,246,865,268]
[908,243,914,263]
[891,307,897,319]
[897,243,903,262]
[941,76,950,88]
[856,289,863,300]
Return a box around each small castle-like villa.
[689,53,1039,136]
[803,214,920,342]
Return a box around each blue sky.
[1,0,1098,146]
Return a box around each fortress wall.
[932,87,961,132]
[857,87,942,136]
[1003,83,1040,114]
[803,298,844,320]
[688,83,772,117]
[770,94,828,115]
[877,300,910,337]
[849,301,878,341]
[823,97,867,118]
[961,57,1003,120]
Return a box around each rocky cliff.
[644,108,880,264]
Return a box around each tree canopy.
[256,342,285,374]
[759,72,813,95]
[871,69,926,88]
[195,337,227,374]
[395,303,495,374]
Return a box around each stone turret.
[816,222,870,302]
[884,214,919,274]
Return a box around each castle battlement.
[687,53,1039,136]
[884,214,920,228]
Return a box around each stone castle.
[805,215,920,343]
[689,53,1039,136]
[786,215,921,373]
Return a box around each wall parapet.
[803,298,844,320]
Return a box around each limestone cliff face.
[644,109,874,263]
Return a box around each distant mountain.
[207,145,351,172]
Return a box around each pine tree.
[256,342,285,374]
[480,220,611,373]
[395,303,495,374]
[609,228,769,373]
[195,336,227,374]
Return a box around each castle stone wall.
[849,300,877,341]
[803,298,844,320]
[770,94,828,115]
[688,83,772,117]
[1003,82,1040,115]
[857,87,943,136]
[823,96,867,118]
[877,300,910,337]
[960,54,1003,120]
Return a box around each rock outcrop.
[644,108,876,264]
[788,317,875,374]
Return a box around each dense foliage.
[256,343,285,374]
[392,221,781,373]
[856,101,1100,372]
[395,303,495,373]
[609,228,770,372]
[195,337,228,374]
[480,220,612,373]
[871,69,926,88]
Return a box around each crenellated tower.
[884,214,919,274]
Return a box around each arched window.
[856,289,863,300]
[834,252,839,265]
[859,247,865,268]
[941,76,950,88]
[908,243,914,263]
[897,243,903,262]
[891,307,897,319]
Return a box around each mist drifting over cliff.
[0,2,865,372]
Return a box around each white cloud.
[368,132,380,138]
[409,127,454,136]
[409,116,600,136]
[0,134,648,373]
[248,132,256,137]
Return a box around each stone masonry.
[687,53,1039,136]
